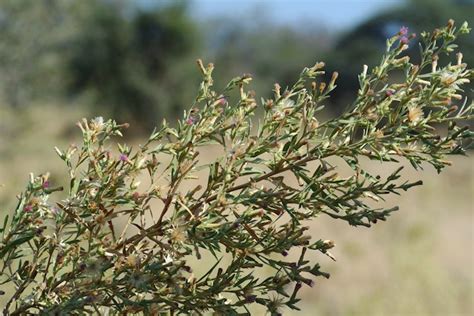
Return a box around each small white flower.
[91,116,105,130]
[439,71,457,86]
[104,251,115,258]
[89,187,98,197]
[408,106,423,124]
[164,254,174,264]
[131,181,141,190]
[94,116,104,124]
[136,157,147,169]
[281,99,295,107]
[217,294,232,305]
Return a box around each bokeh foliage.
[0,0,471,125]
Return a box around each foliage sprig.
[1,21,472,315]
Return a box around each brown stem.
[116,153,321,249]
[3,278,30,315]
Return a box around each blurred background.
[0,0,472,314]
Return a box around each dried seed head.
[309,117,319,130]
[323,239,335,249]
[265,99,274,109]
[126,254,138,267]
[319,82,326,93]
[440,71,457,86]
[408,106,424,124]
[447,19,455,30]
[272,111,284,121]
[94,214,106,225]
[373,129,384,140]
[170,226,187,244]
[273,83,281,98]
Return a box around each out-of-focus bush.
[0,0,331,128]
[65,0,201,127]
[0,0,202,128]
[0,0,67,107]
[0,0,471,127]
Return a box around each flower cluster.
[0,21,472,315]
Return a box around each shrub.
[0,21,472,315]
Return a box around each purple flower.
[218,97,227,105]
[185,114,200,125]
[132,192,141,201]
[24,204,33,212]
[119,154,128,162]
[51,206,60,216]
[399,26,409,36]
[42,181,50,189]
[244,295,257,303]
[400,36,409,44]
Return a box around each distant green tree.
[0,0,66,107]
[65,0,201,128]
[0,0,200,128]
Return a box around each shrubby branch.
[0,20,473,315]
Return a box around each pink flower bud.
[218,97,227,105]
[399,26,409,36]
[186,116,199,125]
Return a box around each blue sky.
[188,0,404,30]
